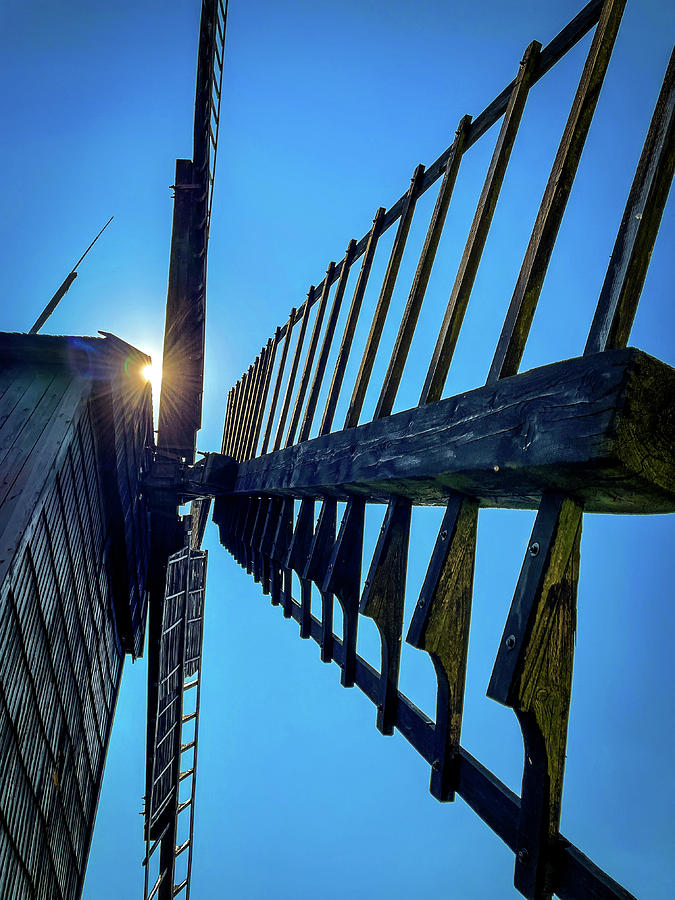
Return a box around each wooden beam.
[232,349,675,514]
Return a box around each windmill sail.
[144,3,228,899]
[144,546,207,900]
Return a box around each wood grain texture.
[360,496,412,734]
[585,46,675,355]
[407,495,477,800]
[488,494,583,900]
[321,498,364,686]
[233,349,675,514]
[488,0,626,384]
[303,498,337,662]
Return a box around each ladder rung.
[182,711,197,724]
[173,878,188,897]
[184,680,198,691]
[181,740,196,753]
[179,768,194,782]
[177,798,192,814]
[175,838,190,857]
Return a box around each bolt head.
[440,530,448,541]
[529,541,540,557]
[506,634,516,650]
[518,848,529,865]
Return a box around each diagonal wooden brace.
[285,498,315,638]
[360,496,412,735]
[487,493,583,900]
[303,499,337,662]
[322,498,364,687]
[407,494,477,800]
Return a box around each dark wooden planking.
[299,243,356,442]
[321,498,364,687]
[360,496,412,734]
[488,495,583,900]
[585,46,675,355]
[233,349,675,515]
[344,165,425,429]
[286,266,335,448]
[157,158,204,464]
[377,117,472,419]
[261,309,296,456]
[406,495,477,801]
[488,0,626,384]
[421,42,541,405]
[320,210,385,436]
[273,291,313,452]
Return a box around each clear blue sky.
[1,1,674,898]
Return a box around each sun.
[141,363,153,383]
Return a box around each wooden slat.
[344,165,425,429]
[286,266,335,447]
[244,343,271,460]
[320,210,385,435]
[487,0,626,384]
[420,41,541,405]
[273,290,314,452]
[261,309,296,456]
[225,380,241,456]
[376,117,472,418]
[221,388,233,454]
[585,46,675,354]
[251,330,280,458]
[299,242,356,442]
[241,351,265,461]
[232,366,253,461]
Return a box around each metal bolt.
[432,759,441,772]
[529,541,540,557]
[506,634,516,651]
[518,848,529,865]
[418,597,426,607]
[440,530,448,541]
[365,579,370,587]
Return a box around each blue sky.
[1,1,674,898]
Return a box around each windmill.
[7,1,671,898]
[141,2,229,898]
[140,1,674,898]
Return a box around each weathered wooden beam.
[234,349,675,514]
